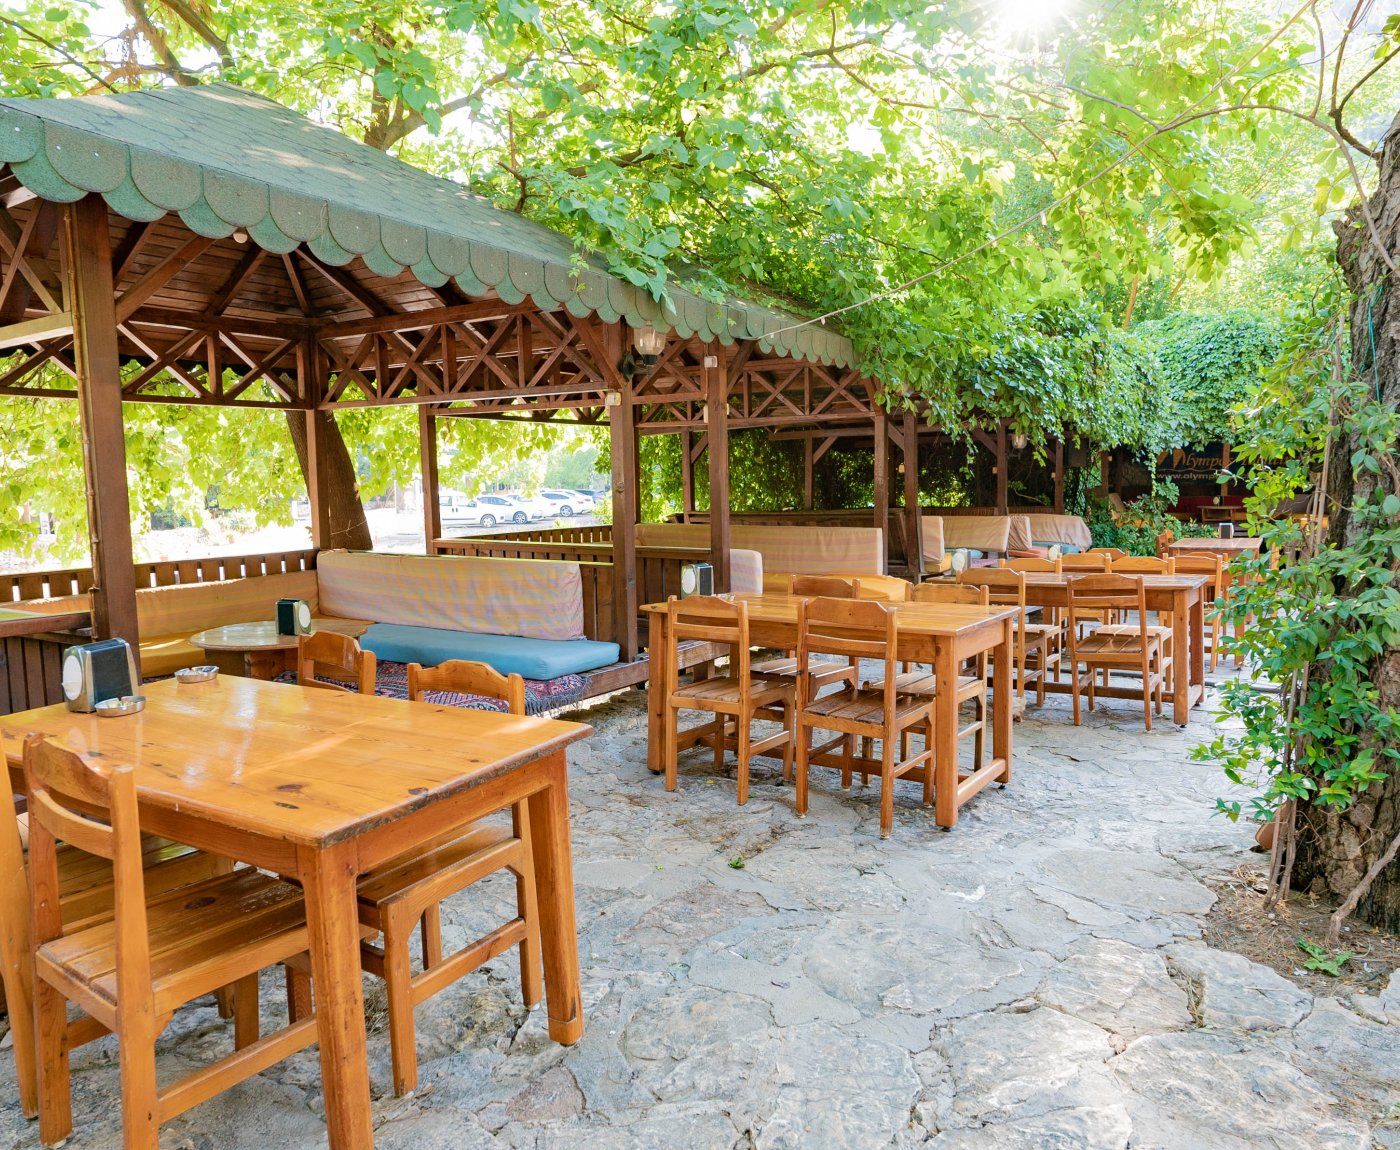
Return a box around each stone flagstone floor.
[2,680,1398,1149]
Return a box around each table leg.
[297,841,374,1150]
[933,639,959,829]
[528,750,584,1044]
[1189,593,1205,705]
[994,617,1013,783]
[245,649,292,681]
[646,611,664,774]
[1171,590,1189,726]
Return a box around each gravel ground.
[2,676,1397,1150]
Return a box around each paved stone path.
[3,682,1397,1149]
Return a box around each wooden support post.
[1053,437,1065,513]
[419,405,441,554]
[803,438,814,510]
[903,412,923,578]
[995,420,1009,515]
[608,329,639,660]
[704,346,731,592]
[64,197,138,648]
[679,429,695,516]
[1099,451,1111,497]
[301,410,334,550]
[872,410,889,543]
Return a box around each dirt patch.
[1203,864,1400,997]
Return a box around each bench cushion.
[317,550,585,641]
[1024,513,1092,552]
[637,523,885,576]
[359,623,619,679]
[135,570,319,636]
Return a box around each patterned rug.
[272,660,587,715]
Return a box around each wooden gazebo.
[0,84,939,659]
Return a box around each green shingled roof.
[0,84,853,367]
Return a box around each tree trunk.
[1292,110,1400,931]
[286,411,373,551]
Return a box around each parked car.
[539,489,593,516]
[496,492,557,521]
[438,491,537,527]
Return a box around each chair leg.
[662,703,679,793]
[116,1007,160,1150]
[512,800,544,1009]
[736,717,751,806]
[879,739,895,839]
[381,912,419,1097]
[972,692,986,776]
[215,984,235,1020]
[1070,667,1082,726]
[419,905,443,969]
[795,721,810,817]
[232,972,260,1050]
[712,714,727,775]
[922,713,935,807]
[781,699,795,784]
[34,978,73,1147]
[284,963,314,1023]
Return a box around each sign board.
[1156,443,1228,484]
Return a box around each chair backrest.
[790,574,860,599]
[1171,552,1224,578]
[796,596,898,713]
[958,568,1027,644]
[297,631,377,694]
[1110,555,1170,575]
[1086,547,1128,558]
[1065,574,1149,637]
[1060,552,1111,570]
[911,582,989,607]
[665,596,752,691]
[407,659,526,714]
[1000,556,1062,574]
[22,735,152,1019]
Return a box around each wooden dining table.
[642,593,1019,829]
[1014,572,1210,725]
[0,675,591,1149]
[1167,536,1263,650]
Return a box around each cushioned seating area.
[359,623,620,680]
[636,523,885,576]
[317,550,584,641]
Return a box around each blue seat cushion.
[360,623,620,680]
[1033,541,1082,554]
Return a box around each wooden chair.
[1086,547,1128,559]
[1064,575,1174,731]
[296,630,376,694]
[23,735,317,1149]
[957,568,1062,704]
[910,583,989,607]
[661,596,795,804]
[793,597,935,837]
[0,767,232,1121]
[353,658,541,1096]
[1168,552,1226,671]
[1000,556,1063,574]
[753,574,861,696]
[1109,555,1171,575]
[1060,552,1112,572]
[866,581,991,780]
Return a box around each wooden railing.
[2,548,318,604]
[1,608,91,715]
[433,524,612,552]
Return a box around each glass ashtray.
[96,695,146,717]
